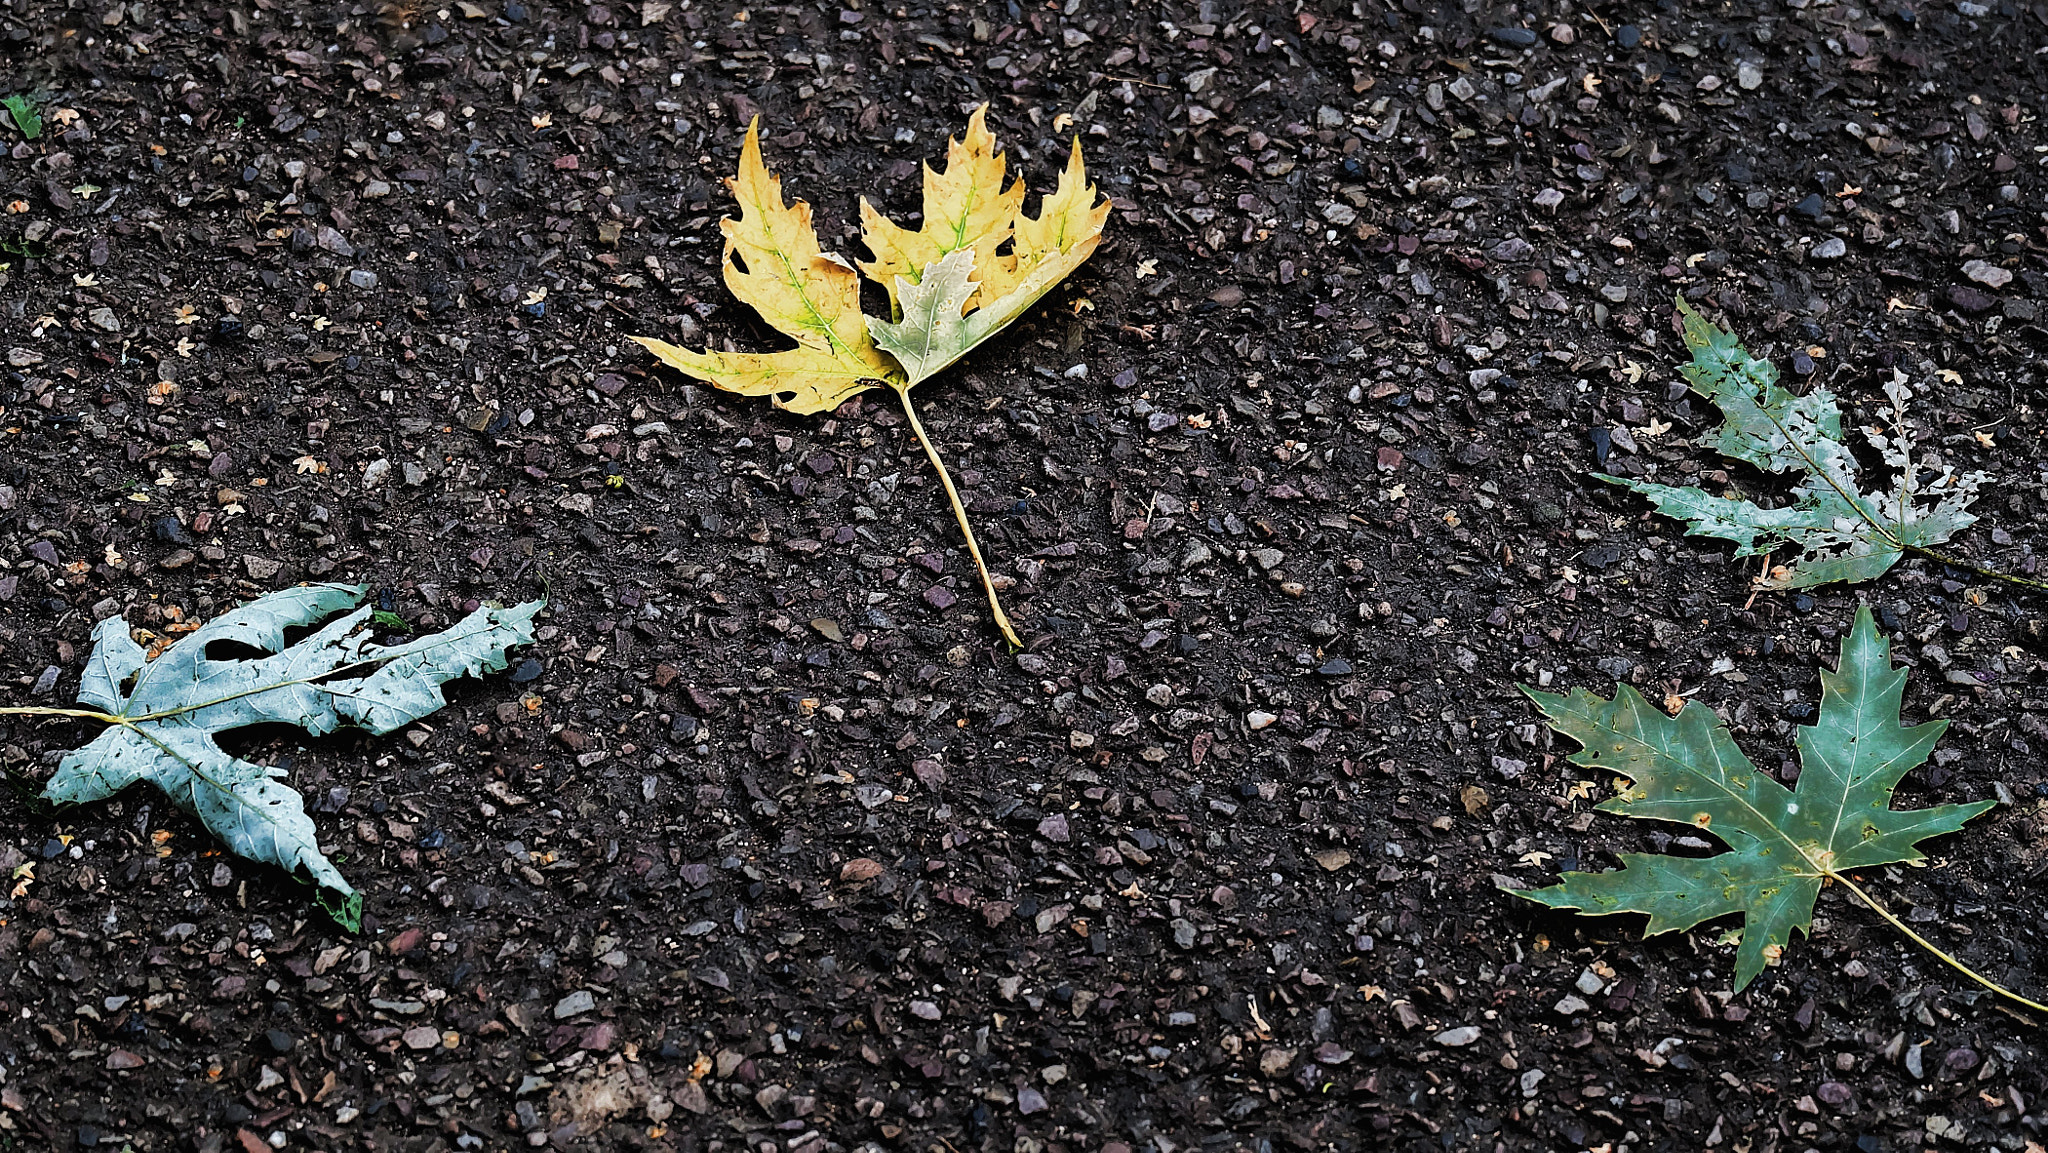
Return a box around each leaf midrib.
[1601,691,1831,881]
[766,243,861,363]
[122,611,511,724]
[905,269,952,365]
[738,166,868,368]
[1814,654,1876,861]
[943,163,982,254]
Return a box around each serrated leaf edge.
[1504,606,1994,991]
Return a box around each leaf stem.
[893,383,1022,650]
[0,706,124,725]
[1904,545,2048,595]
[1830,870,2048,1015]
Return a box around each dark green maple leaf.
[1508,606,1990,991]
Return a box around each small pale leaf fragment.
[1312,848,1353,872]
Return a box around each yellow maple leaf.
[857,104,1023,316]
[632,119,902,416]
[866,133,1108,385]
[972,135,1111,309]
[630,109,1107,650]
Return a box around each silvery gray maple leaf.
[35,584,539,928]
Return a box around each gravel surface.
[4,0,2048,1150]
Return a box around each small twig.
[894,384,1022,650]
[1831,871,2047,1015]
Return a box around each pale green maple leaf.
[868,244,1102,386]
[867,247,988,384]
[1602,300,1984,589]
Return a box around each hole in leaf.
[203,639,276,663]
[201,618,352,664]
[280,621,331,648]
[213,721,406,775]
[213,721,347,764]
